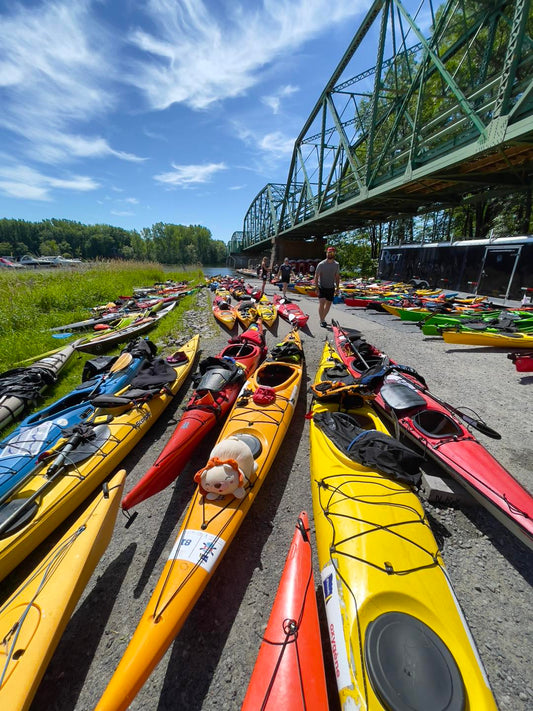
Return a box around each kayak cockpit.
[411,410,462,439]
[256,363,296,388]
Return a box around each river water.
[201,265,238,279]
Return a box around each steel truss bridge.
[242,0,533,252]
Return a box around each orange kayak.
[241,511,328,711]
[95,329,305,711]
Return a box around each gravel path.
[28,281,532,711]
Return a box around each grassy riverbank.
[0,261,203,419]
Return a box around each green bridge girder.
[242,0,533,251]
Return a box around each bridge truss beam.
[242,0,533,251]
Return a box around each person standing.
[314,246,340,327]
[259,256,269,296]
[278,257,294,298]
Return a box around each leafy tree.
[0,218,228,265]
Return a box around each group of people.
[257,246,340,327]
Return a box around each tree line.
[0,218,228,265]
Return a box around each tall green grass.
[0,261,205,435]
[0,261,203,369]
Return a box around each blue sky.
[0,1,392,243]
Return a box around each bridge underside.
[242,0,533,252]
[275,136,533,242]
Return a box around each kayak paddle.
[0,422,111,537]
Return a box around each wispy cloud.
[154,162,227,188]
[261,85,299,114]
[111,209,135,216]
[0,163,99,201]
[128,0,365,110]
[233,122,295,167]
[0,1,143,166]
[258,131,295,158]
[124,197,139,204]
[143,127,169,142]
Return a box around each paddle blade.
[110,352,134,372]
[457,412,501,440]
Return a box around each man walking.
[278,257,294,298]
[314,246,340,327]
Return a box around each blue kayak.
[0,339,155,501]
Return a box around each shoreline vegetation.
[0,261,204,428]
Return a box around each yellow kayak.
[95,329,304,711]
[255,300,277,327]
[380,302,402,317]
[309,342,497,710]
[212,299,237,329]
[442,330,533,347]
[294,284,318,297]
[0,335,198,582]
[235,301,258,328]
[0,469,125,711]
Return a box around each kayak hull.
[122,328,266,509]
[256,301,277,327]
[273,295,309,327]
[442,330,533,347]
[241,511,328,711]
[0,345,149,501]
[0,470,125,711]
[76,302,176,354]
[331,324,533,550]
[0,343,77,432]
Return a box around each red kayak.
[122,322,267,510]
[241,512,328,711]
[331,321,533,550]
[508,351,533,372]
[273,294,309,328]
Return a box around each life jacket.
[270,340,304,363]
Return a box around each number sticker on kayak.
[168,529,226,573]
[322,564,352,692]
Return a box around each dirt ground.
[26,280,533,711]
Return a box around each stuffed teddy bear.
[194,436,257,500]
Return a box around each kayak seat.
[365,611,465,711]
[231,433,262,459]
[412,410,462,438]
[380,383,426,411]
[322,364,356,386]
[256,363,294,388]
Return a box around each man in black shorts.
[278,257,294,297]
[314,247,340,327]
